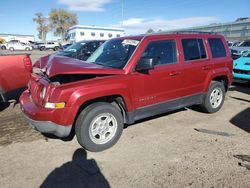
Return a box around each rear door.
[180,37,213,96]
[131,38,183,114]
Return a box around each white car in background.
[1,41,32,51]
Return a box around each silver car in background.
[231,39,250,59]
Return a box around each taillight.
[23,56,32,73]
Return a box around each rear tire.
[200,81,225,113]
[53,46,59,51]
[75,102,124,152]
[1,46,6,50]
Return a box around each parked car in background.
[39,41,61,51]
[227,41,240,48]
[231,39,250,59]
[56,40,105,61]
[0,54,32,102]
[32,42,44,50]
[20,32,232,152]
[61,43,72,50]
[233,50,250,81]
[1,41,32,51]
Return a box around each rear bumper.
[23,114,72,137]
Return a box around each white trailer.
[67,25,125,43]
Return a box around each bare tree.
[33,13,49,42]
[49,9,78,41]
[146,28,155,34]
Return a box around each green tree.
[146,28,155,34]
[49,9,78,41]
[33,13,49,42]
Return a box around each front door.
[131,38,183,119]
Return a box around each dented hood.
[36,54,125,78]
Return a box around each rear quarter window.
[208,38,226,58]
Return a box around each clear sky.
[0,0,249,40]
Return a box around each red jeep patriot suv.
[20,32,233,152]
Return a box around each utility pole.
[121,0,124,27]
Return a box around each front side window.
[208,38,226,58]
[182,38,207,61]
[87,42,98,52]
[87,39,140,69]
[140,40,177,66]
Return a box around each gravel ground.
[0,51,249,188]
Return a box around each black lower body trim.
[126,93,205,124]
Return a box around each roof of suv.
[117,32,223,42]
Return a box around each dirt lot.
[0,51,249,188]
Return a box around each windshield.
[239,41,250,47]
[86,39,140,69]
[64,42,85,52]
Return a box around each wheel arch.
[211,75,229,91]
[73,94,130,128]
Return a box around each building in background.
[168,18,250,41]
[0,34,35,43]
[67,25,125,43]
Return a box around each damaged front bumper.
[20,90,72,137]
[23,114,72,137]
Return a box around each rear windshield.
[208,38,226,58]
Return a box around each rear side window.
[182,38,207,61]
[141,40,177,66]
[208,38,226,58]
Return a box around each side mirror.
[136,58,154,71]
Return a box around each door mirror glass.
[136,58,154,71]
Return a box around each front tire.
[200,81,225,113]
[25,47,30,51]
[75,102,124,152]
[40,46,45,51]
[9,47,14,51]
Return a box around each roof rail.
[156,30,217,35]
[174,30,216,34]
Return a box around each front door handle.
[202,65,212,70]
[169,71,181,76]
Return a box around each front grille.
[233,69,250,75]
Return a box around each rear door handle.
[169,71,181,76]
[202,66,212,70]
